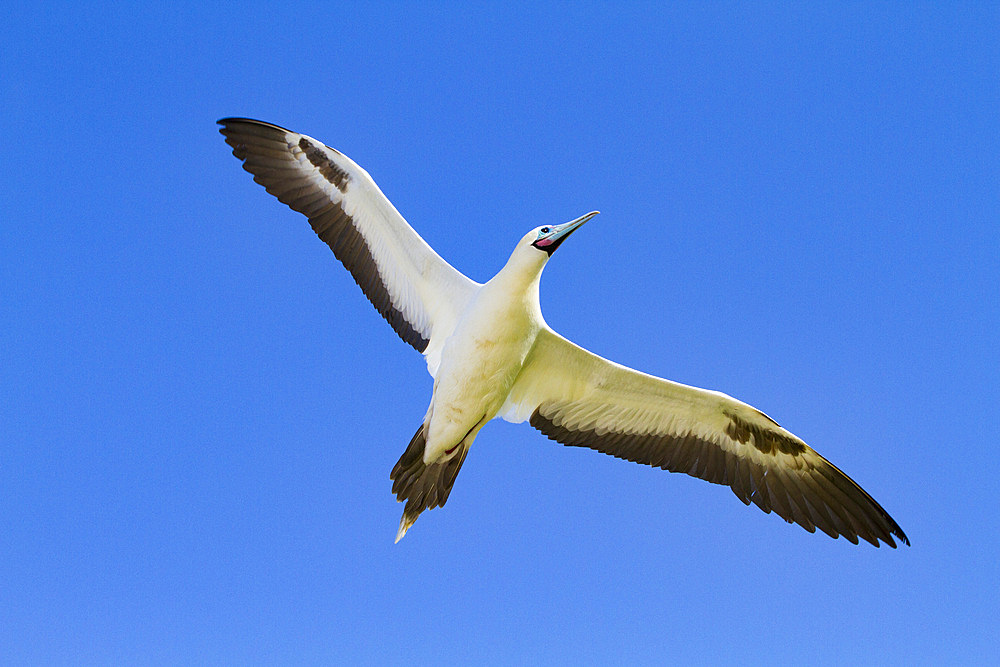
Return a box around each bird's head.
[528,211,600,257]
[501,211,600,283]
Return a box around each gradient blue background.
[3,3,997,664]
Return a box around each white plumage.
[219,118,908,548]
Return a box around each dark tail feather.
[389,424,469,542]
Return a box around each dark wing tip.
[816,457,910,549]
[867,494,909,547]
[531,406,910,549]
[876,510,908,547]
[217,115,432,354]
[726,410,910,549]
[891,521,910,547]
[216,117,296,133]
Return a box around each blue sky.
[2,2,998,663]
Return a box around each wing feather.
[502,328,908,547]
[218,118,479,372]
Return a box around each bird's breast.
[437,307,539,403]
[424,295,541,457]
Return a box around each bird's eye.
[541,227,550,234]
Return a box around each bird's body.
[219,117,909,548]
[425,244,544,462]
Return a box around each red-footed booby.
[218,118,908,548]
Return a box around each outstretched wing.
[501,328,908,547]
[218,118,479,373]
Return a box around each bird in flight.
[218,118,908,548]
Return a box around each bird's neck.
[483,248,547,316]
[495,245,545,285]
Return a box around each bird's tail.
[390,424,469,542]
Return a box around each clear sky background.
[3,2,998,664]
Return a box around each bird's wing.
[500,327,908,547]
[218,118,479,373]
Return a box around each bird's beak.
[554,210,599,240]
[534,210,600,255]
